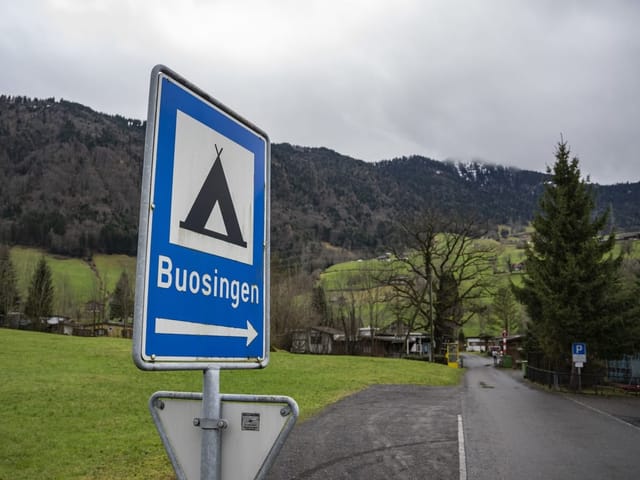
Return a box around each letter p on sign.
[572,343,587,363]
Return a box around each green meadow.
[319,239,517,337]
[8,235,638,335]
[0,328,462,480]
[319,236,639,337]
[9,246,136,318]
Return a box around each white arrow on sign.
[155,318,258,346]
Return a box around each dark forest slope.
[2,95,639,268]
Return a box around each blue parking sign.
[572,342,587,363]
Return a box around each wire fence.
[525,363,640,395]
[525,365,606,392]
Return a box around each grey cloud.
[1,0,638,184]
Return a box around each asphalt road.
[266,384,462,480]
[267,355,640,480]
[462,353,640,479]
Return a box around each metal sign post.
[572,343,587,392]
[201,369,222,480]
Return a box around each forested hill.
[2,95,640,269]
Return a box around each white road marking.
[458,414,467,480]
[565,395,640,432]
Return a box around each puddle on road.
[479,381,495,389]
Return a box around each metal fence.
[524,365,606,391]
[606,354,640,382]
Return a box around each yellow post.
[446,343,459,368]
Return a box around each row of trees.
[0,250,55,325]
[376,141,640,366]
[270,212,523,357]
[270,141,640,367]
[0,246,134,331]
[4,140,639,365]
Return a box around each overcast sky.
[1,0,638,184]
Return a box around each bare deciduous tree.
[0,245,20,316]
[270,268,319,349]
[382,210,495,360]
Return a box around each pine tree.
[24,256,54,328]
[0,245,20,315]
[514,141,625,367]
[109,271,133,325]
[491,286,521,335]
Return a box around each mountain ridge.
[1,95,639,269]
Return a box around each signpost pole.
[201,368,223,480]
[572,343,586,392]
[577,366,582,392]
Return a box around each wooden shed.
[290,326,345,354]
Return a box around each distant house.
[290,326,345,354]
[374,323,431,358]
[466,337,486,352]
[501,334,526,366]
[289,323,431,358]
[46,316,71,335]
[73,321,132,338]
[470,333,498,353]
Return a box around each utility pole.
[428,266,434,362]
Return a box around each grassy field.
[0,328,463,480]
[11,246,94,302]
[9,247,136,318]
[319,245,517,337]
[318,237,640,338]
[92,253,137,292]
[9,236,637,338]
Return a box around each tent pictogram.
[179,144,247,248]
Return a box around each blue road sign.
[572,343,586,355]
[572,342,587,363]
[133,66,269,370]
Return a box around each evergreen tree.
[311,285,329,324]
[0,245,20,315]
[491,286,521,335]
[109,271,133,324]
[513,141,626,367]
[24,256,54,328]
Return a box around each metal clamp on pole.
[193,417,228,430]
